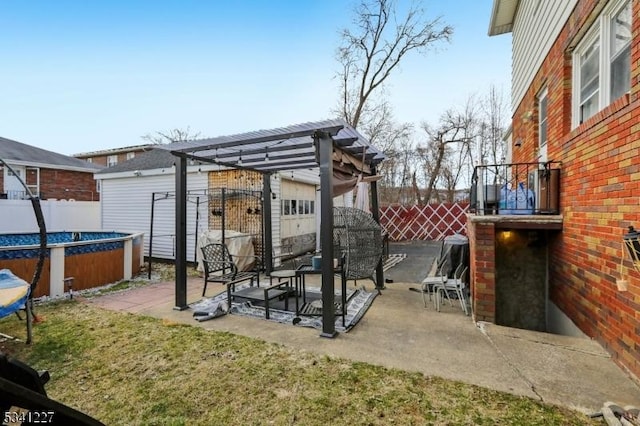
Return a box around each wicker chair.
[333,207,384,285]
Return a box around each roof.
[488,0,520,36]
[73,143,155,158]
[157,118,385,175]
[94,148,176,174]
[0,136,102,172]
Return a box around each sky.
[0,0,511,156]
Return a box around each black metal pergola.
[156,118,386,337]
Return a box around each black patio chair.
[200,243,260,297]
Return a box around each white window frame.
[107,154,118,167]
[126,152,135,160]
[572,0,631,127]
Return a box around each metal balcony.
[470,161,561,216]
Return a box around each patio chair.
[420,258,449,308]
[201,243,260,297]
[333,207,384,286]
[0,269,33,343]
[433,264,469,315]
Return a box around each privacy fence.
[379,202,469,241]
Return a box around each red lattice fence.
[380,202,469,241]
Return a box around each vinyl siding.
[511,0,577,111]
[100,172,209,261]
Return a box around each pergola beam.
[179,125,344,153]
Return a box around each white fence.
[0,200,101,233]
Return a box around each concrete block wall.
[509,0,640,378]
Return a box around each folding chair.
[433,264,469,315]
[421,257,449,308]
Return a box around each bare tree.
[336,0,453,130]
[141,126,202,144]
[420,103,476,203]
[334,0,452,205]
[477,85,507,166]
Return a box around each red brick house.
[73,144,154,168]
[470,0,639,379]
[0,136,102,201]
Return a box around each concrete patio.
[88,241,640,415]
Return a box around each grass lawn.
[0,301,598,425]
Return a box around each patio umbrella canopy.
[158,119,386,337]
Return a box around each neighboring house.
[0,136,102,201]
[480,0,639,378]
[95,148,342,263]
[74,143,154,167]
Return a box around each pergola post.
[174,155,188,310]
[263,173,273,274]
[370,165,385,290]
[318,131,336,338]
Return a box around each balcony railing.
[470,161,561,215]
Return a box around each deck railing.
[470,161,561,215]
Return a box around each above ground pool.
[0,231,144,298]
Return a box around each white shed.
[95,148,346,263]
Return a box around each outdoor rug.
[383,253,406,271]
[189,284,377,332]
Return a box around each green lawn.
[0,301,597,425]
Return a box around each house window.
[126,152,135,160]
[610,1,632,100]
[573,0,631,126]
[86,157,92,163]
[537,88,548,147]
[107,155,118,167]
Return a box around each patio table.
[295,263,346,327]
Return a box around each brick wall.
[468,219,496,323]
[510,0,640,378]
[1,167,98,201]
[77,147,149,167]
[39,169,98,201]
